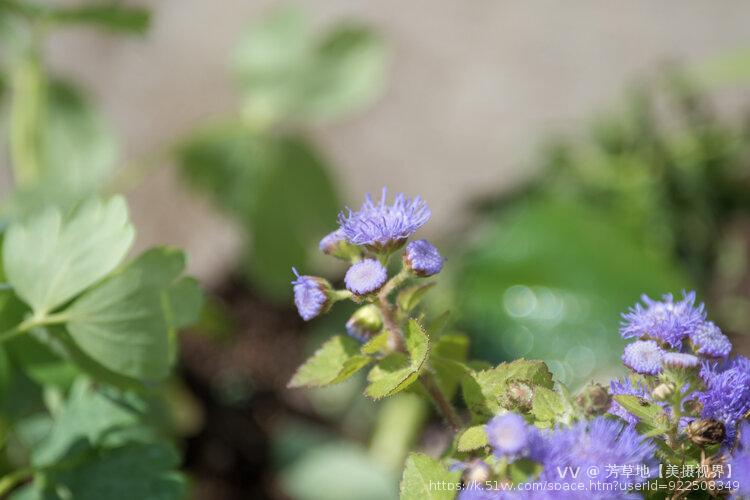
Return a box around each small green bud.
[502,381,534,412]
[319,229,363,261]
[462,460,491,487]
[651,382,675,401]
[346,304,383,342]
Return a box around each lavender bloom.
[538,417,656,494]
[291,268,330,321]
[403,239,444,277]
[689,321,732,359]
[319,228,362,260]
[609,378,651,425]
[698,355,750,443]
[344,259,387,295]
[729,422,750,497]
[620,291,706,348]
[486,413,532,460]
[622,340,665,375]
[662,352,700,369]
[338,188,431,251]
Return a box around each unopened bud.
[651,383,675,401]
[462,460,491,487]
[686,419,726,446]
[346,305,383,342]
[292,269,334,321]
[576,383,611,416]
[503,381,534,412]
[319,229,362,261]
[403,239,444,277]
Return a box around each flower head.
[338,188,431,251]
[662,352,700,369]
[486,413,532,460]
[609,378,651,425]
[291,268,331,321]
[539,417,656,489]
[698,355,750,442]
[319,229,362,261]
[689,321,732,359]
[622,340,664,375]
[344,259,388,295]
[620,291,706,348]
[729,422,750,496]
[403,239,444,277]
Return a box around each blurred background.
[2,1,750,499]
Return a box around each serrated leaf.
[397,283,435,312]
[457,425,488,452]
[432,334,469,400]
[462,359,553,419]
[364,320,429,399]
[531,386,565,423]
[62,247,199,381]
[289,335,371,388]
[4,196,134,315]
[399,453,460,500]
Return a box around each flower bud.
[344,259,388,296]
[502,381,534,412]
[576,383,611,416]
[291,268,333,321]
[346,305,383,342]
[319,229,362,261]
[403,239,444,277]
[686,419,726,446]
[651,383,675,401]
[462,460,491,487]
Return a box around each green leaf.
[531,386,565,423]
[462,359,553,419]
[457,425,488,452]
[289,335,371,388]
[432,334,469,399]
[397,283,436,312]
[364,320,429,399]
[3,196,134,314]
[399,453,460,500]
[361,331,389,355]
[233,6,386,126]
[0,2,150,34]
[613,394,670,434]
[37,442,186,500]
[63,247,199,381]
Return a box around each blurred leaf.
[399,453,460,500]
[614,395,670,436]
[456,425,488,452]
[288,335,371,388]
[178,131,340,300]
[455,198,689,386]
[3,196,134,315]
[62,248,199,381]
[431,333,469,400]
[281,442,397,500]
[531,386,565,424]
[6,334,77,389]
[7,78,118,217]
[234,6,386,127]
[34,441,185,500]
[369,394,428,471]
[0,1,150,34]
[364,320,428,399]
[397,283,436,312]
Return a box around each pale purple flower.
[689,321,732,359]
[403,239,444,277]
[662,352,700,369]
[622,340,664,375]
[344,259,387,295]
[291,268,330,321]
[620,291,706,348]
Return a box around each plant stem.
[419,370,462,433]
[0,467,33,497]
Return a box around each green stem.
[419,370,462,433]
[9,48,45,188]
[0,313,69,344]
[0,467,34,497]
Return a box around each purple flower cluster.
[609,378,652,425]
[620,291,706,348]
[729,422,750,497]
[291,188,442,321]
[697,355,750,442]
[621,340,664,375]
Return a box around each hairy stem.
[419,370,462,433]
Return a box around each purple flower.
[662,352,699,369]
[729,422,750,497]
[620,291,706,348]
[622,340,664,375]
[538,418,656,491]
[344,259,387,295]
[689,321,732,359]
[486,413,532,460]
[698,355,750,443]
[338,188,431,251]
[403,239,444,277]
[319,228,361,260]
[609,378,651,425]
[291,268,330,321]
